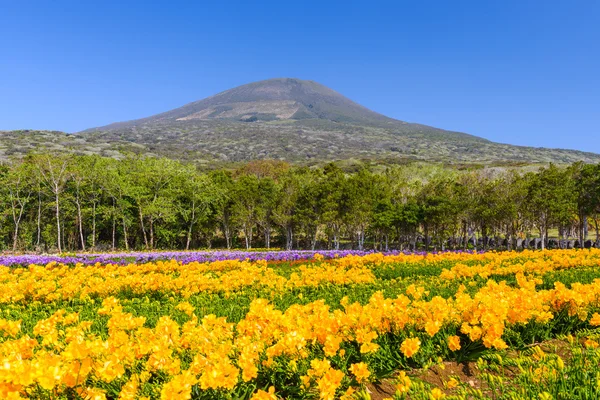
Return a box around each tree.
[344,169,376,250]
[571,163,600,247]
[176,168,216,250]
[420,179,460,251]
[525,164,576,250]
[272,171,300,250]
[2,162,33,251]
[128,156,182,249]
[231,175,260,249]
[255,177,278,249]
[210,170,235,249]
[294,169,323,250]
[32,154,70,252]
[319,164,346,250]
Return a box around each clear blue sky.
[1,1,599,152]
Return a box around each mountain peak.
[84,78,396,132]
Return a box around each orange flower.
[447,335,461,351]
[430,387,446,399]
[446,377,459,389]
[396,371,411,393]
[349,362,370,383]
[251,386,277,400]
[400,337,421,358]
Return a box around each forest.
[1,154,599,253]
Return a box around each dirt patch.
[366,379,397,400]
[366,361,483,399]
[366,339,575,399]
[416,361,483,392]
[541,338,574,361]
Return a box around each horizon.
[1,1,599,153]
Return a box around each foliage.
[0,156,599,252]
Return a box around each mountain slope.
[1,78,599,166]
[86,78,396,128]
[82,78,484,143]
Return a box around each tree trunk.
[246,226,253,249]
[55,191,62,253]
[186,221,194,250]
[36,191,42,249]
[224,222,231,249]
[540,228,546,251]
[578,217,583,249]
[149,217,154,249]
[286,225,293,250]
[186,206,196,251]
[112,214,116,251]
[76,198,86,251]
[333,224,340,250]
[358,230,365,251]
[13,219,20,252]
[92,202,97,249]
[138,207,148,249]
[12,204,25,252]
[264,225,271,249]
[122,215,129,251]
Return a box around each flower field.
[0,250,407,268]
[3,249,600,399]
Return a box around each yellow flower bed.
[1,250,600,399]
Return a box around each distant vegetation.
[1,123,599,168]
[1,155,599,252]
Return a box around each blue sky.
[1,1,599,152]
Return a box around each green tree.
[2,161,33,251]
[32,154,70,252]
[525,164,577,250]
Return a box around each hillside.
[1,78,599,166]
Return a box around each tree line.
[1,154,599,253]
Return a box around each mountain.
[1,78,599,166]
[85,78,399,129]
[83,78,483,143]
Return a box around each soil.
[366,338,574,400]
[366,361,483,400]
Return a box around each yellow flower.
[400,337,421,358]
[446,377,459,389]
[82,388,107,400]
[317,368,344,400]
[340,387,356,400]
[396,371,411,393]
[349,362,370,383]
[430,387,446,399]
[160,370,197,400]
[175,302,195,317]
[360,341,380,354]
[447,335,461,351]
[590,313,600,326]
[251,386,277,400]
